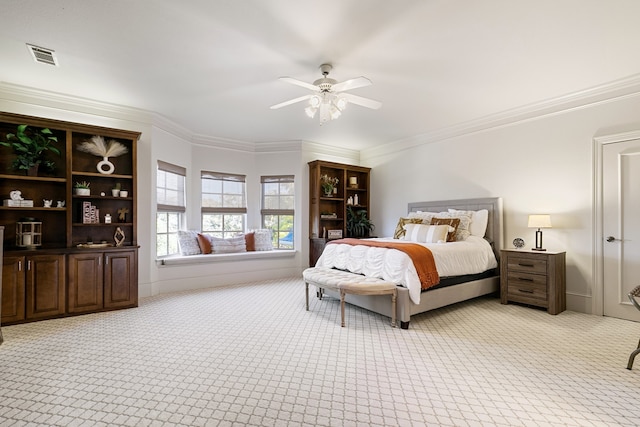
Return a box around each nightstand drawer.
[507,256,547,274]
[507,277,547,301]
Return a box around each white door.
[602,138,640,321]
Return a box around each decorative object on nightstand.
[528,214,552,251]
[513,237,525,249]
[500,249,566,314]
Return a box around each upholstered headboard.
[407,197,503,261]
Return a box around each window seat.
[157,249,296,266]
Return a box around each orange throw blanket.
[328,238,440,290]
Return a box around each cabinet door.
[68,253,104,314]
[2,255,26,324]
[104,250,137,309]
[26,254,66,320]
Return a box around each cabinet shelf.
[73,223,133,227]
[72,171,133,179]
[0,174,66,183]
[72,195,132,201]
[0,207,66,212]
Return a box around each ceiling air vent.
[26,44,58,66]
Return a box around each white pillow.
[403,224,450,243]
[448,208,489,237]
[208,235,247,253]
[252,229,273,251]
[177,230,201,255]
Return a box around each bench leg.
[391,290,397,328]
[305,282,309,311]
[340,290,346,327]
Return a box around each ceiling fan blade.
[341,93,382,110]
[279,77,320,92]
[270,94,313,110]
[331,76,372,93]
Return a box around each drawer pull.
[518,263,535,267]
[518,277,534,282]
[518,288,534,294]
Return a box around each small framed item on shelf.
[327,229,342,240]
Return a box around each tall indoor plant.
[0,124,60,175]
[346,206,375,237]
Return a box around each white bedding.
[315,236,498,305]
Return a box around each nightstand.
[500,249,566,314]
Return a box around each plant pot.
[111,189,120,197]
[27,164,39,177]
[119,190,128,197]
[74,188,90,196]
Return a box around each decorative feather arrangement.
[77,136,128,158]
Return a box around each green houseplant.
[346,206,375,238]
[74,181,91,196]
[0,124,60,175]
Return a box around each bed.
[314,197,503,329]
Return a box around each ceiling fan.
[270,64,382,124]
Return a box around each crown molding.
[301,140,360,162]
[254,140,302,153]
[191,132,256,152]
[362,73,640,161]
[0,82,154,126]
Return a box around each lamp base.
[532,247,547,251]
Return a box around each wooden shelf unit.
[308,160,371,266]
[0,112,140,325]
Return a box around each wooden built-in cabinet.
[0,112,139,325]
[308,160,371,266]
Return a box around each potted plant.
[0,124,60,176]
[74,181,91,196]
[112,182,121,197]
[346,206,375,238]
[320,174,339,197]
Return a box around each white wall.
[362,93,640,313]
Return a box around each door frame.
[592,129,640,316]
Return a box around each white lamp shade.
[528,214,552,228]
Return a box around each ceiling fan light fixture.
[305,106,317,118]
[309,95,321,108]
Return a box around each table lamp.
[528,214,551,251]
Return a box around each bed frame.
[322,197,503,329]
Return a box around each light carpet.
[1,276,639,426]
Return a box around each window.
[261,175,294,249]
[201,171,246,238]
[157,161,186,257]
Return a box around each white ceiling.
[2,0,640,151]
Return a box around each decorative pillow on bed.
[407,211,438,224]
[208,235,247,254]
[403,224,450,243]
[439,211,472,241]
[448,208,489,237]
[393,217,423,239]
[177,230,201,255]
[430,217,460,242]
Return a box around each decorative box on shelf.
[3,199,34,207]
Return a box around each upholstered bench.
[302,267,397,328]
